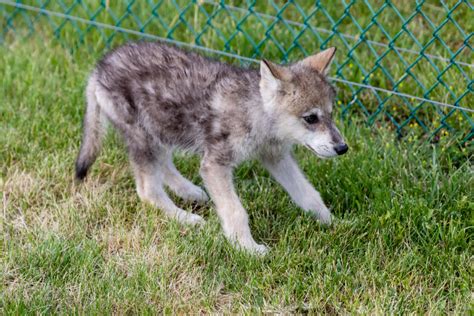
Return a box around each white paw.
[177,185,209,203]
[305,206,332,225]
[175,211,205,226]
[228,235,269,256]
[317,210,332,225]
[251,243,269,256]
[187,186,209,203]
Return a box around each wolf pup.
[75,42,348,254]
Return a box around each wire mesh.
[1,0,472,146]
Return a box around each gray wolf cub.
[76,42,348,254]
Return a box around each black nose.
[334,143,349,155]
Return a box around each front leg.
[200,158,268,255]
[261,150,332,224]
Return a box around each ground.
[1,8,473,313]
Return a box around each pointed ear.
[260,59,290,88]
[300,47,337,75]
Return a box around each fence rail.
[1,0,472,145]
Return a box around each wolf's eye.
[303,114,319,124]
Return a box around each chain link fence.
[1,0,472,146]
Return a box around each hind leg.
[160,149,208,203]
[128,143,204,226]
[93,85,203,225]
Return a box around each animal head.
[259,47,348,158]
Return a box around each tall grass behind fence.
[1,0,473,146]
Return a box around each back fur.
[75,74,106,181]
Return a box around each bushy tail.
[75,76,106,181]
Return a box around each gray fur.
[75,41,347,254]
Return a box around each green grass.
[1,3,473,313]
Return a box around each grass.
[1,1,473,314]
